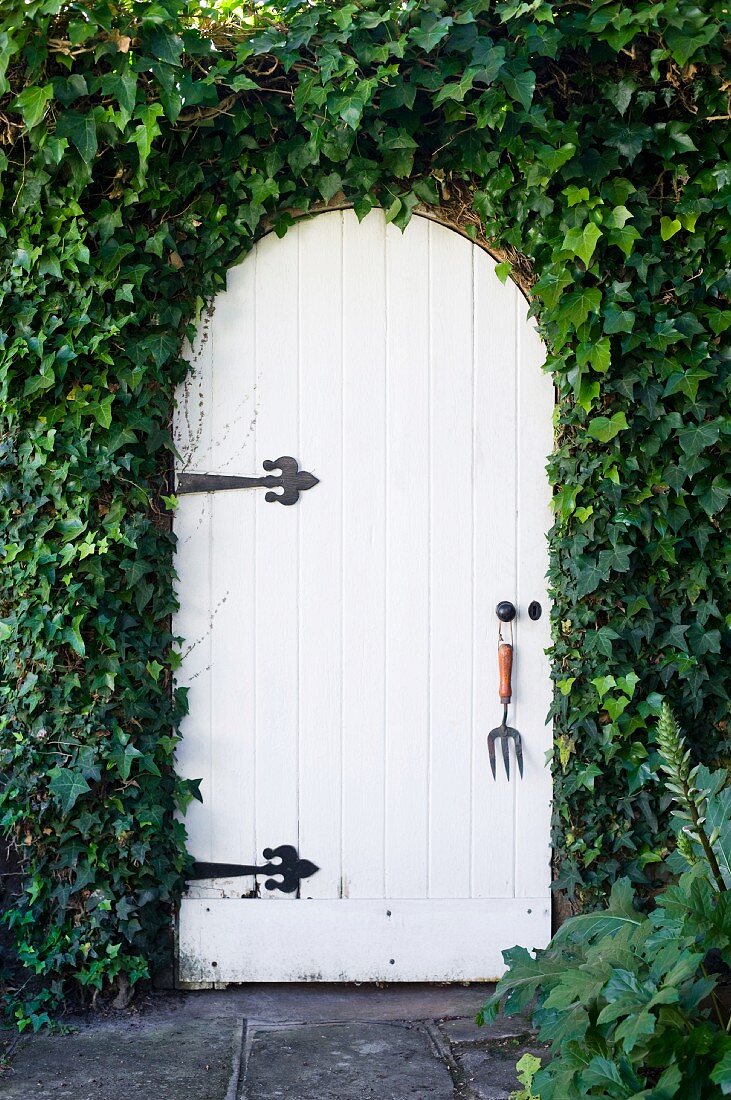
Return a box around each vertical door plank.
[471,262,518,898]
[254,228,301,898]
[428,221,475,899]
[174,308,214,472]
[340,210,387,899]
[174,315,215,863]
[297,213,344,899]
[383,217,431,900]
[207,260,258,867]
[515,317,553,899]
[173,494,213,861]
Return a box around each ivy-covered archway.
[0,0,728,1022]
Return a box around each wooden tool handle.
[498,642,513,704]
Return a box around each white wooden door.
[174,209,553,984]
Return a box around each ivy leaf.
[592,675,617,699]
[111,743,143,781]
[0,620,13,642]
[501,67,536,112]
[562,223,602,266]
[591,337,611,374]
[143,332,179,368]
[559,287,602,329]
[145,27,183,66]
[605,79,636,116]
[664,22,718,67]
[56,110,98,165]
[608,226,641,258]
[101,66,138,125]
[678,421,720,456]
[587,412,629,442]
[696,476,730,517]
[536,143,577,173]
[12,84,54,128]
[603,306,635,334]
[410,16,452,52]
[317,172,342,202]
[48,767,91,815]
[575,561,607,597]
[606,123,652,163]
[90,394,114,429]
[660,216,682,241]
[131,103,164,177]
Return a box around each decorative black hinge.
[188,845,319,894]
[177,456,319,506]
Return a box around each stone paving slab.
[0,986,546,1100]
[0,1016,238,1100]
[242,1021,454,1100]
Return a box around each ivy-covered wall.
[0,0,728,1023]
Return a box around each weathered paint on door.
[173,209,554,983]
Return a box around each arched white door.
[174,209,553,983]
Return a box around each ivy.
[0,0,728,1018]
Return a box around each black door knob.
[496,601,516,622]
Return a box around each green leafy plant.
[480,703,731,1098]
[511,1052,542,1100]
[0,0,728,1018]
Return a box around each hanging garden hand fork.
[488,608,524,780]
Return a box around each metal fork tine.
[514,732,524,779]
[487,733,497,779]
[501,733,510,781]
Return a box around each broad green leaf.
[560,287,602,329]
[592,337,611,374]
[592,674,617,698]
[101,66,138,125]
[603,306,635,334]
[131,103,164,177]
[537,143,576,173]
[552,905,643,947]
[710,1050,731,1095]
[697,475,731,517]
[56,110,97,165]
[410,16,452,52]
[577,380,600,412]
[564,185,590,206]
[580,1055,633,1094]
[562,223,602,266]
[605,79,636,116]
[501,67,536,112]
[605,206,633,229]
[678,421,720,456]
[317,172,342,202]
[608,226,641,258]
[587,412,628,442]
[0,620,13,641]
[90,394,114,429]
[12,84,53,128]
[660,216,682,241]
[606,123,652,163]
[145,27,183,65]
[48,766,91,815]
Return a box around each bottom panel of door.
[178,898,551,984]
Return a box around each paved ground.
[0,984,545,1099]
